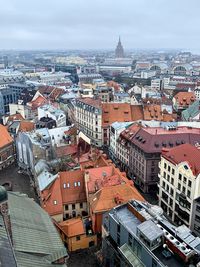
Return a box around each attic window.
[184,165,189,170]
[78,181,81,186]
[63,183,66,188]
[74,182,77,187]
[154,142,159,147]
[67,183,70,188]
[53,200,57,205]
[162,142,166,147]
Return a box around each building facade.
[158,144,200,228]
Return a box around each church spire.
[115,36,124,58]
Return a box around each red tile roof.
[130,105,144,121]
[90,184,144,213]
[128,126,200,153]
[7,113,24,122]
[59,218,85,237]
[77,98,102,109]
[18,121,35,132]
[174,92,196,107]
[102,103,132,127]
[86,165,127,194]
[55,145,78,158]
[162,144,200,176]
[42,170,86,216]
[60,170,86,204]
[143,104,163,121]
[0,124,13,148]
[27,95,47,109]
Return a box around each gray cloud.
[0,0,200,50]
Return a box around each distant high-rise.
[115,36,124,58]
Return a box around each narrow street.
[0,163,38,201]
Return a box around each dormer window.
[54,200,57,205]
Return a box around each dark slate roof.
[0,214,17,267]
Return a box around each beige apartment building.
[158,143,200,228]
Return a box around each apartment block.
[158,144,200,228]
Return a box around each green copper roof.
[8,192,68,267]
[182,100,200,121]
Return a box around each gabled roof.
[0,124,13,148]
[143,104,163,121]
[42,170,87,216]
[8,192,68,266]
[6,113,24,123]
[174,92,196,107]
[90,184,144,213]
[102,103,132,127]
[130,105,144,121]
[18,121,35,132]
[182,100,200,121]
[59,218,85,237]
[86,165,127,194]
[128,126,200,153]
[162,144,200,176]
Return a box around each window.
[187,190,191,198]
[76,236,80,241]
[80,203,83,209]
[163,172,166,179]
[188,180,192,187]
[171,178,174,185]
[162,181,165,188]
[183,177,187,184]
[78,181,81,186]
[178,183,181,190]
[72,204,75,210]
[170,188,174,196]
[168,166,171,172]
[63,183,66,188]
[172,168,175,175]
[74,182,77,187]
[53,200,57,205]
[164,163,167,169]
[117,224,120,233]
[65,205,68,210]
[179,174,182,180]
[183,187,186,194]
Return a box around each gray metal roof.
[137,220,163,242]
[8,192,68,266]
[0,214,17,267]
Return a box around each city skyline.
[1,0,200,51]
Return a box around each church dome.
[0,186,8,203]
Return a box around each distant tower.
[115,36,124,58]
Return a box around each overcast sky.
[0,0,200,51]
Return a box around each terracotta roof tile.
[0,124,13,148]
[130,105,144,121]
[18,121,35,132]
[90,184,144,213]
[7,113,24,122]
[59,218,85,237]
[174,92,196,107]
[60,170,86,204]
[42,170,86,216]
[143,104,163,121]
[102,103,132,127]
[162,144,200,176]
